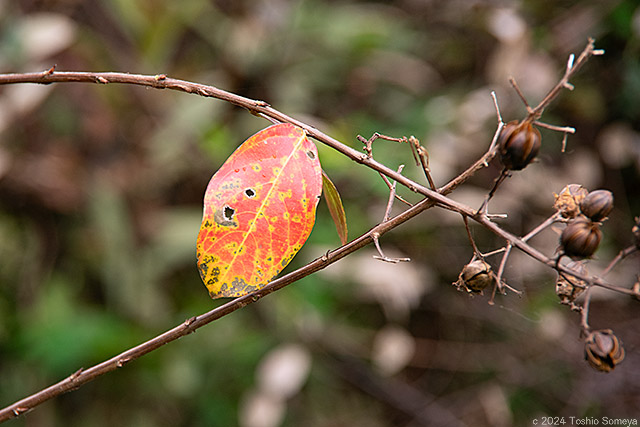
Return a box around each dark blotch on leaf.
[307,150,316,159]
[224,205,235,221]
[245,188,256,198]
[214,205,238,227]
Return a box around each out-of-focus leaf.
[322,170,348,245]
[197,123,322,298]
[15,12,76,61]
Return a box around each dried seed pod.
[632,217,640,249]
[560,217,602,259]
[584,329,625,372]
[457,260,494,293]
[553,184,589,219]
[555,261,587,305]
[580,189,614,222]
[498,120,541,170]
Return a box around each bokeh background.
[1,1,639,426]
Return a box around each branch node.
[154,74,167,81]
[44,65,56,76]
[116,357,131,368]
[95,76,109,84]
[69,368,84,381]
[371,232,410,263]
[253,100,270,108]
[13,407,29,416]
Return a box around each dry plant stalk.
[0,38,637,423]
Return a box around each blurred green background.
[1,1,639,426]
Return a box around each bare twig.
[0,39,627,422]
[462,215,481,256]
[601,245,639,277]
[407,136,437,190]
[382,165,404,222]
[527,38,603,121]
[580,286,594,333]
[478,168,510,214]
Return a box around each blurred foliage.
[0,1,639,426]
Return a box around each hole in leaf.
[306,150,316,159]
[223,205,235,221]
[244,188,256,198]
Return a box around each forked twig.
[0,38,630,422]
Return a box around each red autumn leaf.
[196,123,322,298]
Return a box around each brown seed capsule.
[580,189,614,222]
[632,216,640,249]
[560,217,602,259]
[584,329,625,372]
[457,260,494,293]
[498,120,541,170]
[553,184,589,219]
[555,261,587,305]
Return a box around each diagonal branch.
[0,39,627,422]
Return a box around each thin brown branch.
[0,188,437,423]
[601,245,639,277]
[382,165,404,222]
[527,38,603,120]
[462,215,481,256]
[0,39,621,421]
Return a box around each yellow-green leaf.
[322,170,348,245]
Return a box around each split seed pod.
[553,184,589,219]
[580,189,614,222]
[555,261,587,305]
[498,120,541,170]
[560,217,602,259]
[584,329,625,372]
[458,260,494,293]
